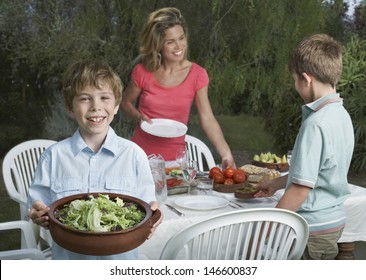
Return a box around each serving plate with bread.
[234,164,281,199]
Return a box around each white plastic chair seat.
[0,220,47,260]
[184,134,216,172]
[160,208,309,260]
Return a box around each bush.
[268,36,366,175]
[338,36,366,174]
[42,91,77,141]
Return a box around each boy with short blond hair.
[28,60,162,260]
[255,34,354,259]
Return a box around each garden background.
[1,0,366,250]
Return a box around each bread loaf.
[240,164,281,178]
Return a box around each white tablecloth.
[138,183,366,259]
[341,184,366,242]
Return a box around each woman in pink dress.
[121,7,235,168]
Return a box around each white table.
[138,183,366,260]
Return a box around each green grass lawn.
[216,114,276,151]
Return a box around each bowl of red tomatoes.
[210,167,248,193]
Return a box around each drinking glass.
[180,159,198,195]
[287,150,293,166]
[196,178,213,196]
[148,154,167,204]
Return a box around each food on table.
[212,173,225,184]
[55,193,145,232]
[247,174,266,183]
[240,164,281,178]
[209,167,223,178]
[253,152,287,164]
[236,184,259,194]
[232,170,246,183]
[165,167,182,176]
[167,178,184,188]
[209,167,248,184]
[223,167,236,179]
[224,178,234,185]
[234,183,260,199]
[237,165,281,196]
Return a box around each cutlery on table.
[229,200,244,208]
[214,194,244,209]
[165,204,185,217]
[228,203,238,209]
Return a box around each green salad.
[57,194,146,232]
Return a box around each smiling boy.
[28,60,162,260]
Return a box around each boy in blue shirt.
[28,60,162,259]
[255,34,354,259]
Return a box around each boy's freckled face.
[69,84,119,138]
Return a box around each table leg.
[336,242,355,260]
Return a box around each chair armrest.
[0,220,38,248]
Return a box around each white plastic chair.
[2,139,57,250]
[0,220,46,260]
[184,134,216,172]
[160,208,309,260]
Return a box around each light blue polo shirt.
[286,93,354,235]
[28,127,156,259]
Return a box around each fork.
[228,200,244,208]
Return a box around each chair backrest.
[184,134,216,172]
[2,139,57,251]
[2,139,57,220]
[160,208,309,260]
[0,220,46,260]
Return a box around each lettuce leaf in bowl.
[57,194,145,232]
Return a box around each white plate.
[141,118,187,138]
[174,196,229,210]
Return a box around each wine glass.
[175,148,187,166]
[180,159,198,195]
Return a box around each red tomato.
[233,171,247,183]
[235,169,246,175]
[209,167,223,178]
[223,167,236,179]
[213,173,225,184]
[224,178,235,185]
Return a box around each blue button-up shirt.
[28,127,156,259]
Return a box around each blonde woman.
[121,7,235,168]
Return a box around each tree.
[353,1,366,38]
[338,36,366,173]
[1,0,362,176]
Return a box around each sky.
[346,0,363,16]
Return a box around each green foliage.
[353,1,366,39]
[0,0,364,174]
[338,36,366,173]
[42,91,77,140]
[202,0,329,116]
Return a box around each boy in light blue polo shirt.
[28,60,163,259]
[255,34,354,259]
